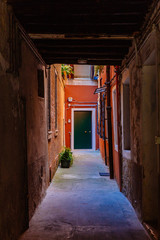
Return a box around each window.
[105,98,108,140]
[55,71,58,129]
[38,69,44,98]
[112,88,118,149]
[48,68,51,131]
[123,84,130,150]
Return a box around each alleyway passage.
[19,151,150,240]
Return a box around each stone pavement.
[19,151,150,240]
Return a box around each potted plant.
[59,147,73,168]
[61,64,74,79]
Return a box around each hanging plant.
[61,64,74,78]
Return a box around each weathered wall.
[65,85,99,150]
[48,64,65,180]
[0,2,28,240]
[142,65,158,222]
[19,41,49,220]
[122,30,159,220]
[125,61,143,218]
[99,66,121,187]
[121,69,132,201]
[0,2,49,239]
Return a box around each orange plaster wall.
[99,66,121,187]
[111,66,121,187]
[110,83,120,187]
[65,85,99,150]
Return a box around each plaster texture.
[48,64,65,180]
[19,151,150,240]
[0,2,49,239]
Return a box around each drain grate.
[99,172,110,177]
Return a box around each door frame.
[71,108,96,151]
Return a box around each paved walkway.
[19,151,150,240]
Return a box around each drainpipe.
[106,65,114,179]
[115,66,122,191]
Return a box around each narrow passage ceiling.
[8,0,153,65]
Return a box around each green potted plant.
[59,147,73,168]
[61,64,74,79]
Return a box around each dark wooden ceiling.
[7,0,153,65]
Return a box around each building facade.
[65,65,99,151]
[98,4,160,233]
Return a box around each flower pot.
[61,160,71,168]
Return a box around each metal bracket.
[155,136,160,144]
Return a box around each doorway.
[71,108,96,150]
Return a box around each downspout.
[115,66,122,191]
[106,65,114,179]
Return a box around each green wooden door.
[74,111,92,149]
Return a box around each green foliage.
[61,64,74,77]
[59,147,73,165]
[94,65,104,76]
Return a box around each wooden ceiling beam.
[38,47,128,55]
[45,58,122,66]
[7,0,150,4]
[41,53,124,60]
[34,44,131,49]
[24,24,139,35]
[32,39,132,47]
[11,3,149,16]
[16,14,143,25]
[7,0,153,67]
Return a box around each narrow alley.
[1,1,160,240]
[19,151,150,240]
